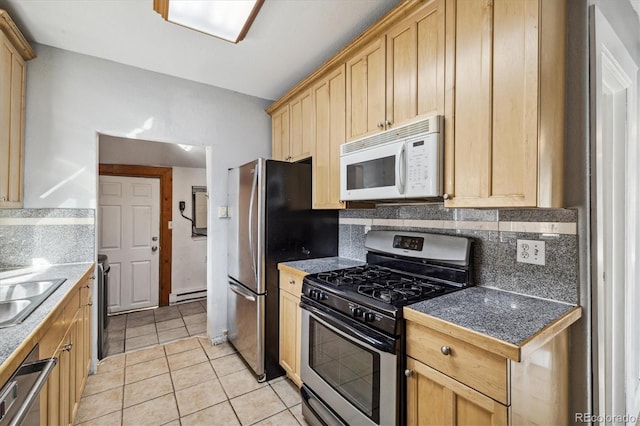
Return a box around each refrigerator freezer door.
[227,278,265,379]
[228,160,264,294]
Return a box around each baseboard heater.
[169,289,207,304]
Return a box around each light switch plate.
[516,239,545,265]
[218,206,229,218]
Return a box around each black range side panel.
[263,160,338,381]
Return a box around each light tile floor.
[77,336,307,426]
[106,300,208,357]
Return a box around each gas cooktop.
[301,231,473,336]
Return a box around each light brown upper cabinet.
[346,37,386,141]
[443,0,565,208]
[313,66,346,210]
[0,10,35,208]
[272,90,314,163]
[346,0,445,142]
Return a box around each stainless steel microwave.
[340,115,443,201]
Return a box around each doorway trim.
[99,164,173,306]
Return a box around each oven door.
[340,139,406,201]
[300,301,397,426]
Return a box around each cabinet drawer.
[405,321,509,405]
[279,269,306,297]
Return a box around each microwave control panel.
[405,133,441,197]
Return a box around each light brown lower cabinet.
[278,265,307,387]
[405,307,576,426]
[39,273,93,425]
[406,357,507,426]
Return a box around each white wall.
[23,43,272,343]
[171,167,207,298]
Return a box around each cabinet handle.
[404,369,414,377]
[441,346,451,356]
[289,279,295,285]
[443,193,452,200]
[84,284,91,289]
[90,275,96,280]
[62,343,73,352]
[377,122,384,129]
[87,301,93,306]
[0,195,5,202]
[385,120,392,128]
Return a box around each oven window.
[346,156,396,190]
[309,317,380,422]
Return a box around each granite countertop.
[406,286,578,347]
[0,262,94,367]
[279,256,365,274]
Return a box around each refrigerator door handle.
[248,166,259,286]
[229,281,257,301]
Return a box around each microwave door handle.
[397,143,406,195]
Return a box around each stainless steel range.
[299,230,473,426]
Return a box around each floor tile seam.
[224,393,247,426]
[169,359,217,379]
[73,392,124,425]
[120,392,180,425]
[248,407,301,426]
[122,375,175,410]
[124,364,170,386]
[268,380,298,410]
[176,399,239,424]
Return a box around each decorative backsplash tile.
[0,209,95,267]
[339,204,579,305]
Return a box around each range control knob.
[364,312,376,322]
[352,307,363,318]
[309,289,319,300]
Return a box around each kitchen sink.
[0,300,32,324]
[0,280,58,301]
[0,278,66,328]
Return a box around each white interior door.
[99,175,160,313]
[592,6,640,423]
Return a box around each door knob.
[385,120,392,128]
[152,246,158,252]
[377,122,384,129]
[404,369,414,377]
[441,346,452,356]
[152,236,158,241]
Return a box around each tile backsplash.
[0,209,95,267]
[339,204,578,305]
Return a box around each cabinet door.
[445,0,539,208]
[0,31,25,208]
[289,90,314,162]
[272,105,290,161]
[279,289,301,386]
[386,0,445,127]
[406,357,508,426]
[313,66,346,209]
[346,37,386,141]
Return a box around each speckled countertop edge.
[0,263,94,368]
[278,257,366,274]
[406,286,577,346]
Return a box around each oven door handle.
[300,300,395,353]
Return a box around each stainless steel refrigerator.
[227,158,338,382]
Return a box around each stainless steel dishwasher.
[0,344,57,426]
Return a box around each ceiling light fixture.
[153,0,264,44]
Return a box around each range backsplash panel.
[339,205,578,305]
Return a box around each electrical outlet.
[516,239,545,265]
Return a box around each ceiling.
[0,0,400,101]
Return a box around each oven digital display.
[393,235,424,251]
